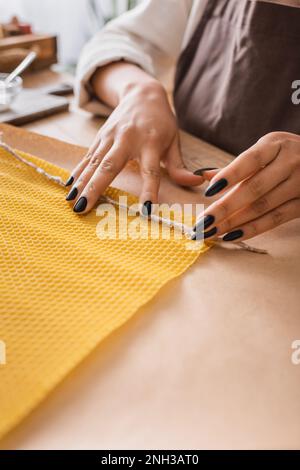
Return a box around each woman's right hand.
[66,69,205,215]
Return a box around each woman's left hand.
[194,132,300,241]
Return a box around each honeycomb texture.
[0,146,210,439]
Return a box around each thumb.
[196,168,221,182]
[165,137,205,187]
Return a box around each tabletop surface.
[1,70,300,450]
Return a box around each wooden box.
[0,34,57,73]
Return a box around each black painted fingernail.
[193,167,218,176]
[205,178,228,197]
[74,197,87,213]
[142,201,152,217]
[192,226,217,241]
[193,214,215,232]
[204,227,217,239]
[223,229,244,242]
[66,187,78,201]
[65,176,74,187]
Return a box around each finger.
[66,140,113,202]
[65,134,112,186]
[217,178,297,236]
[205,139,282,197]
[139,148,161,216]
[195,157,291,232]
[72,143,128,214]
[65,153,91,187]
[200,168,221,182]
[165,137,205,186]
[221,199,300,242]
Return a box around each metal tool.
[4,51,37,85]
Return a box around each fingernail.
[205,178,228,197]
[74,197,87,213]
[192,226,217,241]
[193,214,215,232]
[142,201,152,217]
[66,187,78,201]
[65,176,74,187]
[204,227,217,239]
[223,229,244,242]
[193,167,218,176]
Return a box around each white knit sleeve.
[75,0,193,116]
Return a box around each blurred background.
[0,0,139,67]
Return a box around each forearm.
[91,61,164,108]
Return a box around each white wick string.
[0,138,268,254]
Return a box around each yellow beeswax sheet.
[0,146,210,440]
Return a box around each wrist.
[91,62,166,107]
[119,79,166,101]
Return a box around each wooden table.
[1,71,300,450]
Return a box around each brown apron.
[174,0,300,155]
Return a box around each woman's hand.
[194,132,300,241]
[66,79,204,215]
